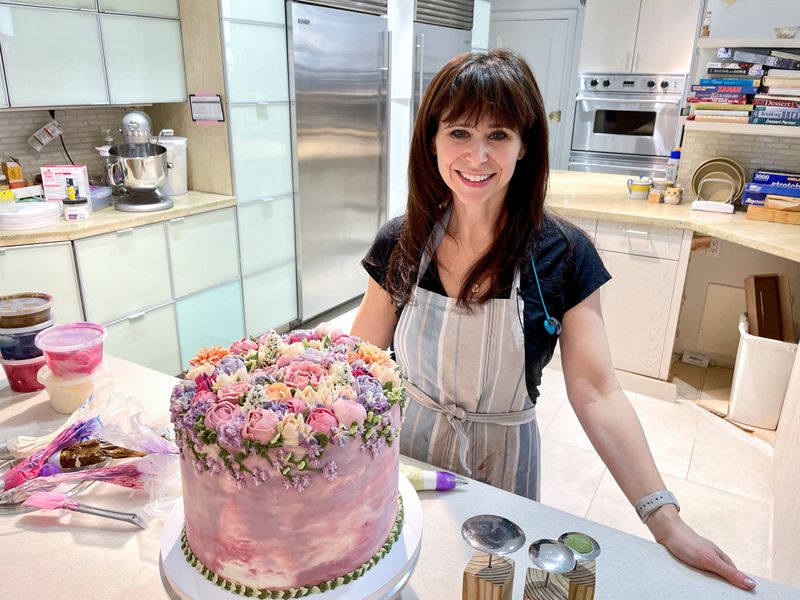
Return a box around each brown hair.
[384,49,550,307]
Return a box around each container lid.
[0,316,55,335]
[35,322,107,353]
[0,292,53,317]
[62,198,88,206]
[0,354,47,366]
[670,149,682,159]
[89,186,112,200]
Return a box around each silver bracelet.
[634,490,680,523]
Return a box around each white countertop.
[1,357,798,599]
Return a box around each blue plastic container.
[0,318,54,360]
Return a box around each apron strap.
[402,378,537,475]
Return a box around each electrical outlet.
[708,238,721,258]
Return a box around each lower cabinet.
[242,262,298,337]
[104,303,182,375]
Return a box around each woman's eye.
[490,131,508,140]
[450,129,469,139]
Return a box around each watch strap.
[635,490,680,522]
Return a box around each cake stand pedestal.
[159,475,423,600]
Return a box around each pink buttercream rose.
[229,337,258,355]
[283,360,325,390]
[285,396,309,415]
[332,399,367,427]
[242,408,280,444]
[203,401,239,429]
[217,382,253,405]
[191,390,217,405]
[307,408,338,435]
[276,355,293,368]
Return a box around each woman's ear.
[518,144,527,160]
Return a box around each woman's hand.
[646,505,756,591]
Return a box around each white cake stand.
[159,475,423,600]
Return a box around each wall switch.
[708,238,721,258]
[682,351,710,368]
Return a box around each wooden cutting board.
[746,205,800,225]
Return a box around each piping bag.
[400,464,467,491]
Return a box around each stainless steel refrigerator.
[287,1,389,322]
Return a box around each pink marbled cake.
[181,439,400,591]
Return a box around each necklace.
[471,283,480,293]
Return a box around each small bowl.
[775,26,799,39]
[0,292,53,328]
[37,365,95,414]
[0,355,46,393]
[34,322,107,377]
[0,317,54,360]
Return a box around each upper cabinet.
[101,15,186,103]
[579,0,701,74]
[2,0,95,8]
[0,6,108,106]
[99,0,180,18]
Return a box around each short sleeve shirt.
[361,212,612,405]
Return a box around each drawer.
[105,303,181,376]
[560,215,596,241]
[176,281,245,365]
[167,208,240,298]
[75,223,171,323]
[595,219,683,261]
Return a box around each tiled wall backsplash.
[0,107,130,182]
[678,130,800,192]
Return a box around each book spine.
[763,77,800,88]
[699,78,761,86]
[691,84,757,94]
[748,116,800,126]
[733,50,800,69]
[744,182,800,196]
[694,115,749,123]
[707,68,748,75]
[753,97,800,108]
[688,95,747,103]
[693,109,750,117]
[752,107,800,119]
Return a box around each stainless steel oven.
[569,74,685,177]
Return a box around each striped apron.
[396,205,541,500]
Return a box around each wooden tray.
[746,205,800,225]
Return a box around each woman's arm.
[558,290,756,591]
[350,276,399,349]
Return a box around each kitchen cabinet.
[595,220,683,260]
[223,20,289,104]
[175,281,245,365]
[228,104,294,203]
[0,58,7,108]
[560,215,597,241]
[104,303,182,375]
[99,0,179,18]
[220,0,285,24]
[242,263,298,336]
[100,15,186,104]
[74,224,172,324]
[0,6,108,107]
[236,196,295,276]
[0,242,83,324]
[166,208,239,298]
[579,0,701,74]
[2,0,95,9]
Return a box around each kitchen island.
[1,357,797,599]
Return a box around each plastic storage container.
[0,292,53,328]
[1,355,46,392]
[34,322,107,377]
[0,317,55,360]
[152,130,187,196]
[89,185,112,211]
[37,365,95,414]
[728,314,798,430]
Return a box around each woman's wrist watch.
[635,490,680,523]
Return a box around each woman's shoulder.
[537,211,594,253]
[362,214,407,282]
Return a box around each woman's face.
[434,116,526,209]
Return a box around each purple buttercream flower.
[217,413,246,450]
[293,474,311,492]
[308,457,322,469]
[169,380,196,422]
[323,460,339,481]
[217,354,246,376]
[301,348,327,365]
[182,396,215,431]
[362,433,386,458]
[330,425,350,446]
[305,442,321,459]
[251,468,268,486]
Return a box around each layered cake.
[169,325,406,597]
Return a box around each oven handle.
[576,95,681,105]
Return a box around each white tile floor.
[324,305,774,580]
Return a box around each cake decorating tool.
[528,539,576,588]
[461,515,525,599]
[22,491,147,529]
[524,535,599,599]
[400,464,468,491]
[558,531,601,561]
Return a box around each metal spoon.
[529,538,576,587]
[558,531,601,561]
[461,514,526,568]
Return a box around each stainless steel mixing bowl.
[107,143,172,191]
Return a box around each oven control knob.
[589,78,599,87]
[602,79,611,87]
[660,80,670,89]
[647,80,656,88]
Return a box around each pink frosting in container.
[1,355,46,393]
[34,322,107,377]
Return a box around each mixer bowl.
[108,144,171,191]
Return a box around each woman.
[351,49,755,591]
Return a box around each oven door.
[571,93,680,157]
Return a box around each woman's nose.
[465,139,489,163]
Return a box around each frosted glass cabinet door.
[99,0,180,18]
[105,304,182,376]
[75,224,172,324]
[3,0,95,9]
[0,6,108,106]
[220,0,285,24]
[101,15,186,104]
[224,21,288,103]
[167,208,240,298]
[242,263,297,336]
[237,197,295,276]
[229,104,293,203]
[176,281,245,365]
[1,242,83,323]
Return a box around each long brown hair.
[385,49,550,307]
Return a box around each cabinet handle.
[127,311,146,321]
[624,228,650,237]
[170,217,185,224]
[116,228,134,236]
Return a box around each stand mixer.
[108,111,173,212]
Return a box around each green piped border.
[180,496,405,598]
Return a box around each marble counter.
[0,191,236,248]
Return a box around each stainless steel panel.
[415,0,473,30]
[289,2,388,321]
[568,150,669,178]
[412,22,472,120]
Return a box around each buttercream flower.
[279,342,306,358]
[284,360,326,390]
[369,362,402,388]
[204,401,240,429]
[212,367,250,392]
[266,382,292,401]
[218,355,247,376]
[285,395,309,415]
[332,399,367,427]
[285,330,317,344]
[186,361,216,381]
[358,342,392,365]
[278,412,312,448]
[242,408,280,444]
[230,337,258,355]
[190,345,230,367]
[192,390,217,405]
[332,335,358,352]
[307,407,338,435]
[217,382,253,405]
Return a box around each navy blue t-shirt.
[361,211,612,405]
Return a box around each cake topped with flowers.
[170,325,406,596]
